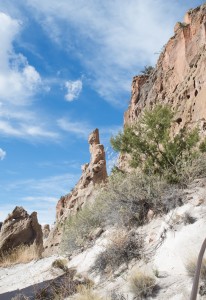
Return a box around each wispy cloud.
[65,79,82,102]
[0,172,80,223]
[0,119,59,140]
[57,117,92,139]
[23,0,195,106]
[22,196,58,203]
[0,148,6,160]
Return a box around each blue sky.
[0,0,205,224]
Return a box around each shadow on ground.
[0,270,79,300]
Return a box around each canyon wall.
[125,4,206,136]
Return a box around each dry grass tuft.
[52,258,68,272]
[129,270,156,299]
[0,244,41,267]
[185,257,206,280]
[75,285,104,300]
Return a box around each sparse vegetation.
[62,171,171,253]
[75,285,104,300]
[111,104,206,184]
[185,257,206,280]
[140,65,154,76]
[129,271,157,299]
[52,258,68,272]
[92,230,143,274]
[0,244,40,267]
[61,200,104,253]
[183,212,196,225]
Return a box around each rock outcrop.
[44,129,107,256]
[125,4,206,133]
[0,206,43,254]
[56,128,107,221]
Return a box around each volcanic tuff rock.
[119,4,206,170]
[125,4,206,133]
[0,206,43,254]
[56,128,107,221]
[43,129,107,256]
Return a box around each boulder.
[0,206,43,254]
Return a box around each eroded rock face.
[125,4,206,132]
[43,224,50,239]
[0,206,43,254]
[43,129,107,256]
[56,128,107,221]
[120,4,206,170]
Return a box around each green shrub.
[129,271,157,299]
[91,230,143,274]
[111,105,202,183]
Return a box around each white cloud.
[22,0,195,106]
[0,13,41,104]
[57,117,92,139]
[0,119,59,140]
[65,79,82,102]
[0,12,59,140]
[22,196,58,203]
[0,148,6,160]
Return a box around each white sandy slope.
[1,179,206,299]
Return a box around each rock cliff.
[119,4,206,170]
[125,4,206,135]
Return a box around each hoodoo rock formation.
[0,206,43,254]
[56,128,107,221]
[125,4,206,134]
[44,129,107,256]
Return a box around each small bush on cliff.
[141,65,154,76]
[111,104,202,183]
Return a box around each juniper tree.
[111,105,201,182]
